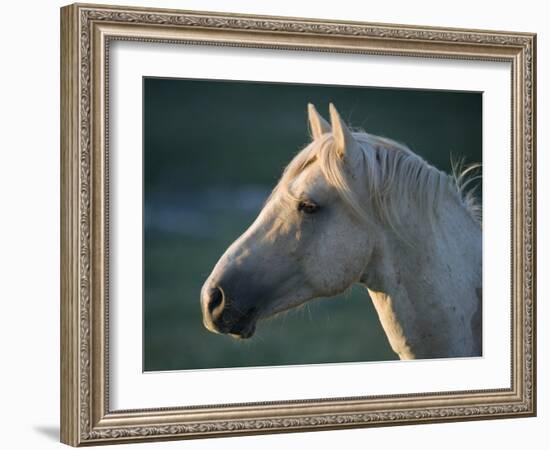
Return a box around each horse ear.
[329,103,360,162]
[308,103,331,140]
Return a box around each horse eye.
[297,201,320,214]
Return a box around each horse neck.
[361,188,482,360]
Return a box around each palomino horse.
[201,103,482,360]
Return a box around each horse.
[200,103,482,360]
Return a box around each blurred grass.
[143,78,481,371]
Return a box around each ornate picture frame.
[60,3,536,446]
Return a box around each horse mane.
[274,131,482,235]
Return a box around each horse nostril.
[207,286,224,314]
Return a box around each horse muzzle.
[201,285,258,339]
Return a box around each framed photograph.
[60,3,536,446]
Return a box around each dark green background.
[144,77,482,371]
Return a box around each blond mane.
[273,131,481,235]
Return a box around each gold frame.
[60,2,537,446]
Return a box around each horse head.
[200,104,378,339]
